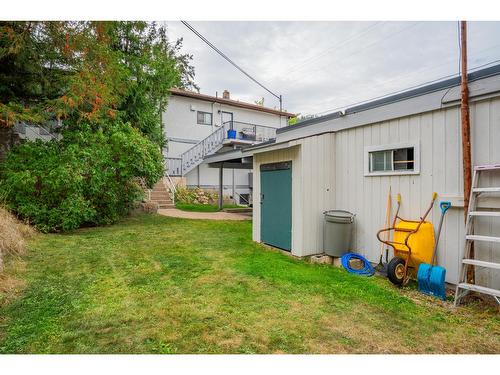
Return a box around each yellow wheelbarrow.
[376,192,437,285]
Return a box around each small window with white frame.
[364,143,419,176]
[197,111,212,125]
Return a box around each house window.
[197,111,212,125]
[364,143,419,176]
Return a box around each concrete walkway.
[158,208,251,221]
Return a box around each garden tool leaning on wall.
[417,201,451,300]
[376,187,392,275]
[377,192,437,286]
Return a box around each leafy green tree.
[0,21,196,144]
[0,22,118,126]
[0,21,196,230]
[110,22,197,147]
[0,122,164,232]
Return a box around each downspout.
[211,100,215,130]
[218,162,224,211]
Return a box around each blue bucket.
[227,129,237,139]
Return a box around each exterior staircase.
[180,125,226,175]
[165,121,277,177]
[149,180,174,209]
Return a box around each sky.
[163,21,500,117]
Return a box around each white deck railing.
[165,157,182,177]
[165,121,277,176]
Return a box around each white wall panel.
[333,97,500,287]
[253,134,335,257]
[250,95,500,288]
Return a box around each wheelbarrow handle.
[440,201,452,214]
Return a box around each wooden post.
[460,20,474,283]
[218,163,223,211]
[461,21,472,219]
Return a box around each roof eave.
[169,88,295,118]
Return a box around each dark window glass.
[197,111,212,125]
[369,147,415,173]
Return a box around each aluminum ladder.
[455,164,500,306]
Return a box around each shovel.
[376,187,392,275]
[417,201,451,300]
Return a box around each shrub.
[0,206,35,272]
[175,187,218,205]
[0,122,164,232]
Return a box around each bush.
[175,187,218,205]
[0,206,35,272]
[0,122,164,232]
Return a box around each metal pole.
[279,95,283,112]
[218,163,223,211]
[232,169,235,204]
[460,21,474,283]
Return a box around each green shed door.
[260,161,292,251]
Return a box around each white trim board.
[276,74,500,144]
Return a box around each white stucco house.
[162,88,294,204]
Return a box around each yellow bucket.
[393,220,435,269]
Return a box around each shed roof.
[279,63,500,135]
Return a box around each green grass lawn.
[0,214,498,354]
[175,203,242,212]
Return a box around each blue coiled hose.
[341,253,375,276]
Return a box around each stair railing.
[177,121,278,176]
[180,125,225,175]
[164,171,177,206]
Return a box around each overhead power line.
[307,58,500,118]
[181,21,283,110]
[282,21,384,77]
[285,22,421,86]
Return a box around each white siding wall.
[163,95,288,159]
[335,96,500,286]
[470,98,500,288]
[252,97,500,288]
[253,146,302,253]
[162,94,289,194]
[163,96,217,148]
[252,134,336,257]
[166,141,195,158]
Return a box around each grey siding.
[252,96,500,288]
[253,134,336,257]
[334,97,500,286]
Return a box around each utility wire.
[282,21,384,76]
[284,22,420,86]
[365,40,500,93]
[307,58,500,118]
[180,21,283,108]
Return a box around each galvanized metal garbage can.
[323,210,355,257]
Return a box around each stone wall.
[0,127,20,161]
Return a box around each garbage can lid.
[324,210,355,223]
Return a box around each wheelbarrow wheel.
[387,257,406,286]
